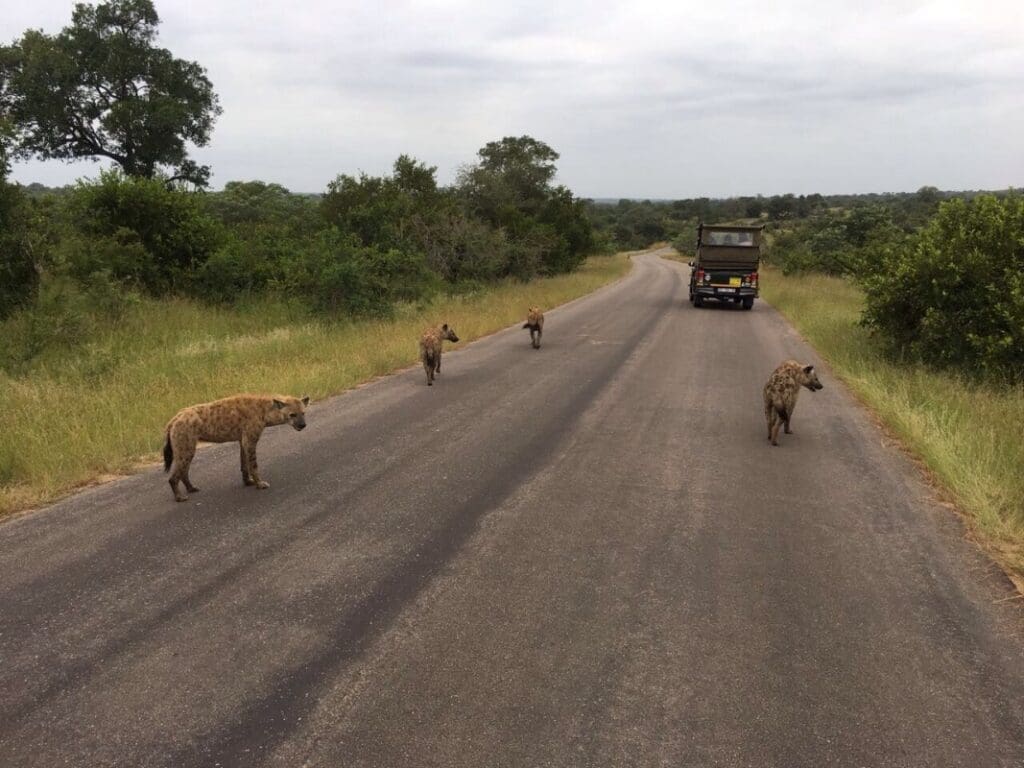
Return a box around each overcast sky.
[4,0,1023,197]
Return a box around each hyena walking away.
[163,394,309,501]
[419,323,459,386]
[763,360,823,446]
[523,307,544,349]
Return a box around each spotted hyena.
[523,307,544,349]
[419,323,459,386]
[163,394,309,501]
[763,360,823,446]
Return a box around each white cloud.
[4,0,1023,196]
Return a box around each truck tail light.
[696,268,704,282]
[749,271,758,287]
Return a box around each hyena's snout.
[291,415,307,430]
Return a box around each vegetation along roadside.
[0,253,631,517]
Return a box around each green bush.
[861,195,1024,380]
[768,205,902,276]
[193,226,299,303]
[297,230,437,316]
[64,170,223,293]
[57,228,151,286]
[0,181,39,318]
[537,188,595,274]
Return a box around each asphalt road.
[2,250,1023,767]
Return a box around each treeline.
[583,186,985,252]
[0,137,595,371]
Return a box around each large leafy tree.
[0,0,221,186]
[457,136,594,276]
[458,135,560,225]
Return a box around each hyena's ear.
[803,365,815,374]
[272,399,286,410]
[442,323,449,331]
[301,396,310,406]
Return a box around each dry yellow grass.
[0,253,632,515]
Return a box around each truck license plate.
[729,277,742,286]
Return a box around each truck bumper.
[694,286,758,298]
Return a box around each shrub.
[861,195,1024,380]
[0,181,38,318]
[295,230,437,316]
[768,206,901,277]
[64,170,223,293]
[193,227,298,304]
[57,229,152,286]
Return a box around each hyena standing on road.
[419,323,459,386]
[523,307,544,349]
[763,360,823,446]
[164,394,309,501]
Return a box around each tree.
[321,155,445,252]
[0,0,221,186]
[476,136,558,198]
[458,135,560,225]
[0,118,13,180]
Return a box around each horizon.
[10,177,1017,202]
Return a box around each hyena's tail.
[523,322,531,329]
[163,433,174,472]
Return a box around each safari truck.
[688,223,763,309]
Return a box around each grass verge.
[760,266,1024,586]
[0,253,632,516]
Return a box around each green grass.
[761,266,1024,584]
[0,253,632,516]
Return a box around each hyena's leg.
[535,326,542,348]
[240,442,255,486]
[243,433,269,489]
[424,355,435,385]
[168,433,196,502]
[765,400,774,441]
[770,408,785,446]
[784,414,793,434]
[435,349,442,374]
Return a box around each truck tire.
[742,297,754,310]
[694,295,704,308]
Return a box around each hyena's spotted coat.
[419,323,459,386]
[763,360,823,446]
[163,394,309,501]
[523,307,544,349]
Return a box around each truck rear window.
[703,232,756,246]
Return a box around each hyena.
[419,323,459,386]
[163,394,309,501]
[523,307,544,349]
[763,360,823,446]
